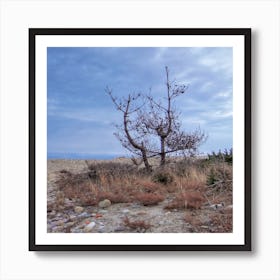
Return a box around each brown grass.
[135,193,165,206]
[53,158,232,216]
[165,192,205,210]
[207,212,233,232]
[123,216,151,232]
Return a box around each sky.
[47,47,232,158]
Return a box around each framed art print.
[29,28,251,251]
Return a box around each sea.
[47,153,127,160]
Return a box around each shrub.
[206,163,232,187]
[165,192,205,210]
[135,193,164,206]
[207,148,233,165]
[123,216,151,232]
[97,190,131,204]
[152,170,174,185]
[206,167,219,186]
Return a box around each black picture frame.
[29,28,251,251]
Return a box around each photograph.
[29,28,251,250]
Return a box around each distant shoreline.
[47,153,127,160]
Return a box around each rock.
[200,225,209,229]
[209,203,225,210]
[69,215,78,221]
[122,209,130,214]
[114,226,127,232]
[84,222,96,232]
[65,221,75,227]
[78,212,92,218]
[74,206,84,213]
[98,199,111,208]
[48,211,56,218]
[71,228,82,233]
[52,226,64,232]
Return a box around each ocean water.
[47,153,126,160]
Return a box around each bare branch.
[107,67,206,170]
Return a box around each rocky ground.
[47,159,232,234]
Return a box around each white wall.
[0,0,279,279]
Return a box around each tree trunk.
[160,137,166,166]
[142,149,152,172]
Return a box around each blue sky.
[47,47,232,158]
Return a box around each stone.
[84,222,96,232]
[74,206,84,213]
[98,199,111,208]
[52,226,64,232]
[69,215,78,221]
[65,222,75,227]
[114,226,127,232]
[121,209,130,214]
[200,225,209,229]
[78,212,91,218]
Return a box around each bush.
[135,193,164,206]
[206,168,219,186]
[123,216,151,232]
[206,163,232,187]
[165,192,205,210]
[207,148,233,165]
[152,170,174,185]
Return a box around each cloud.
[47,47,233,155]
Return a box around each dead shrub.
[134,180,162,193]
[208,212,233,232]
[135,192,164,206]
[152,170,174,185]
[97,190,131,204]
[184,213,202,227]
[165,192,205,210]
[123,216,151,232]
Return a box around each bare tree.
[107,66,206,171]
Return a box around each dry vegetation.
[50,154,233,233]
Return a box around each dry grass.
[53,157,232,214]
[165,192,205,210]
[135,193,165,206]
[123,216,152,232]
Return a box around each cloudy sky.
[47,47,232,158]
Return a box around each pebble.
[65,221,75,227]
[84,222,96,232]
[52,220,64,227]
[48,211,56,218]
[122,209,130,214]
[200,225,209,229]
[78,212,92,218]
[114,226,127,232]
[71,228,82,233]
[74,206,84,213]
[98,199,111,208]
[52,226,64,232]
[69,215,78,221]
